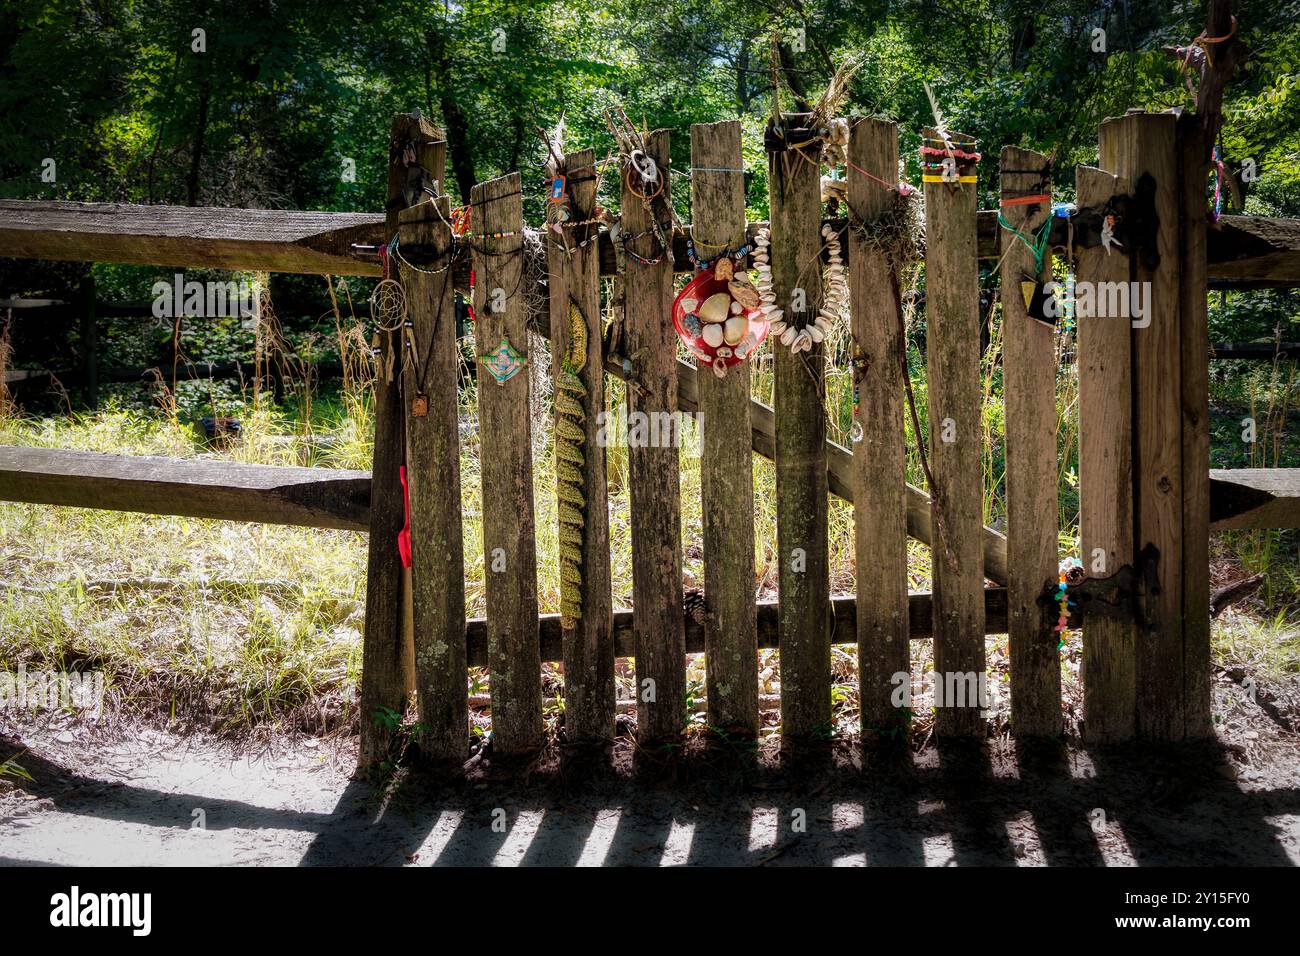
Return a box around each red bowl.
[671,270,769,373]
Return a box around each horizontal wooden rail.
[1210,468,1300,530]
[0,201,386,277]
[6,448,1294,541]
[468,588,1012,665]
[5,360,344,388]
[1,200,1295,288]
[607,312,1015,583]
[0,445,370,531]
[1210,342,1300,361]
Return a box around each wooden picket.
[1076,164,1136,742]
[546,148,615,743]
[921,126,986,738]
[470,172,542,753]
[999,147,1062,736]
[622,129,686,744]
[399,196,468,761]
[358,111,432,764]
[1100,113,1185,740]
[690,120,759,737]
[847,118,911,736]
[768,129,832,743]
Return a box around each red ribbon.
[397,465,412,568]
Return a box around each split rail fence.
[3,107,1300,766]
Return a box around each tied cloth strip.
[998,209,1055,325]
[397,465,412,569]
[555,303,589,627]
[1053,558,1083,647]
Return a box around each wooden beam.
[1205,216,1300,288]
[1210,468,1300,530]
[769,130,832,744]
[547,149,615,743]
[999,146,1061,737]
[623,130,686,745]
[692,120,760,737]
[923,125,987,738]
[399,197,468,763]
[0,200,385,277]
[0,445,369,530]
[471,172,542,755]
[848,117,912,735]
[359,111,441,766]
[1210,342,1300,360]
[1178,112,1213,740]
[467,588,1012,666]
[1103,111,1187,741]
[1076,164,1137,744]
[3,199,1296,288]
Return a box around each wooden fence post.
[999,147,1061,737]
[1177,113,1213,740]
[79,275,98,410]
[1076,164,1137,742]
[768,127,830,743]
[359,111,439,766]
[622,129,686,744]
[847,118,911,736]
[546,149,614,743]
[399,196,467,762]
[1099,112,1189,740]
[471,172,541,754]
[921,126,986,737]
[691,120,759,737]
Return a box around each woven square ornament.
[480,336,527,384]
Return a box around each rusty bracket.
[1041,542,1161,634]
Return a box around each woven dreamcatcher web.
[369,277,407,332]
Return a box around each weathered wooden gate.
[359,105,1216,762]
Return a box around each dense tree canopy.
[3,0,1297,221]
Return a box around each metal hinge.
[1041,543,1161,634]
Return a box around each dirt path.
[3,695,1298,866]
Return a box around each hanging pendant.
[480,336,527,384]
[411,393,429,418]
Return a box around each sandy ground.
[2,684,1298,867]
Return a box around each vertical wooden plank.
[1177,114,1212,739]
[622,129,685,744]
[847,118,910,736]
[470,172,541,754]
[1076,164,1137,743]
[921,127,985,738]
[399,197,467,761]
[1100,113,1185,740]
[79,275,98,409]
[359,111,440,766]
[768,129,830,743]
[999,146,1061,737]
[546,149,614,743]
[691,121,758,737]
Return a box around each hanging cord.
[996,211,1053,274]
[845,157,917,197]
[399,248,459,400]
[1211,144,1226,221]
